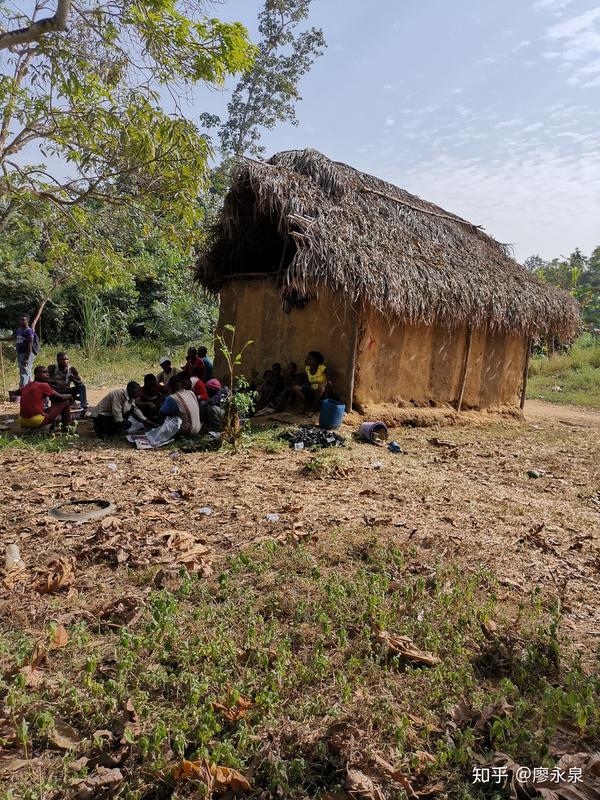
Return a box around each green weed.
[1,539,598,799]
[528,333,600,408]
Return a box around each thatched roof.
[197,148,579,338]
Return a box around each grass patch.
[2,537,598,798]
[302,452,351,479]
[528,334,600,408]
[243,425,289,453]
[0,341,195,391]
[0,428,80,453]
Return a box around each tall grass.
[528,333,600,408]
[0,342,193,391]
[78,295,112,357]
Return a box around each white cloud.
[512,40,532,51]
[385,116,396,127]
[545,8,600,85]
[382,148,600,260]
[495,117,523,129]
[383,84,394,90]
[544,6,600,89]
[533,0,575,10]
[477,56,499,64]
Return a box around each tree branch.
[0,0,72,51]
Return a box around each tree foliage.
[526,247,600,327]
[0,0,253,239]
[202,0,325,158]
[0,201,216,344]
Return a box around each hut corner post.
[456,324,473,412]
[520,337,533,410]
[346,306,360,411]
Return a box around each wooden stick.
[347,305,360,410]
[456,324,473,411]
[0,344,6,401]
[225,272,272,280]
[520,337,533,410]
[359,184,485,231]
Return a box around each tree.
[523,254,545,273]
[0,199,217,344]
[202,0,326,158]
[0,1,253,241]
[527,247,600,328]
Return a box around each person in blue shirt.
[0,314,36,388]
[198,346,213,380]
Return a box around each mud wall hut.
[197,149,579,410]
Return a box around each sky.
[198,0,600,262]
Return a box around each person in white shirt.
[91,381,148,438]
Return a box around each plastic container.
[319,399,346,430]
[359,421,388,444]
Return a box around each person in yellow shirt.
[293,351,330,410]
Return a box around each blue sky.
[199,0,600,261]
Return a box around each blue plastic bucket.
[319,399,346,430]
[359,421,388,444]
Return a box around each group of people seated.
[16,346,333,437]
[90,347,228,439]
[16,346,227,438]
[251,351,332,415]
[17,352,88,430]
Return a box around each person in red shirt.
[181,347,205,381]
[19,366,72,429]
[190,376,208,401]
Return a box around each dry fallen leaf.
[34,558,75,594]
[71,766,123,799]
[212,696,253,722]
[212,764,252,794]
[494,751,600,800]
[173,758,213,784]
[173,759,252,795]
[50,624,69,650]
[9,642,48,688]
[372,753,416,797]
[0,756,43,774]
[120,698,140,741]
[346,766,385,800]
[98,596,141,628]
[373,630,441,666]
[49,719,81,750]
[100,516,121,530]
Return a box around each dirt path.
[525,398,600,428]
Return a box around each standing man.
[1,314,37,388]
[47,352,88,409]
[18,365,72,429]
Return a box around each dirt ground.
[1,395,599,665]
[525,399,600,428]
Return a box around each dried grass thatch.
[197,148,580,338]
